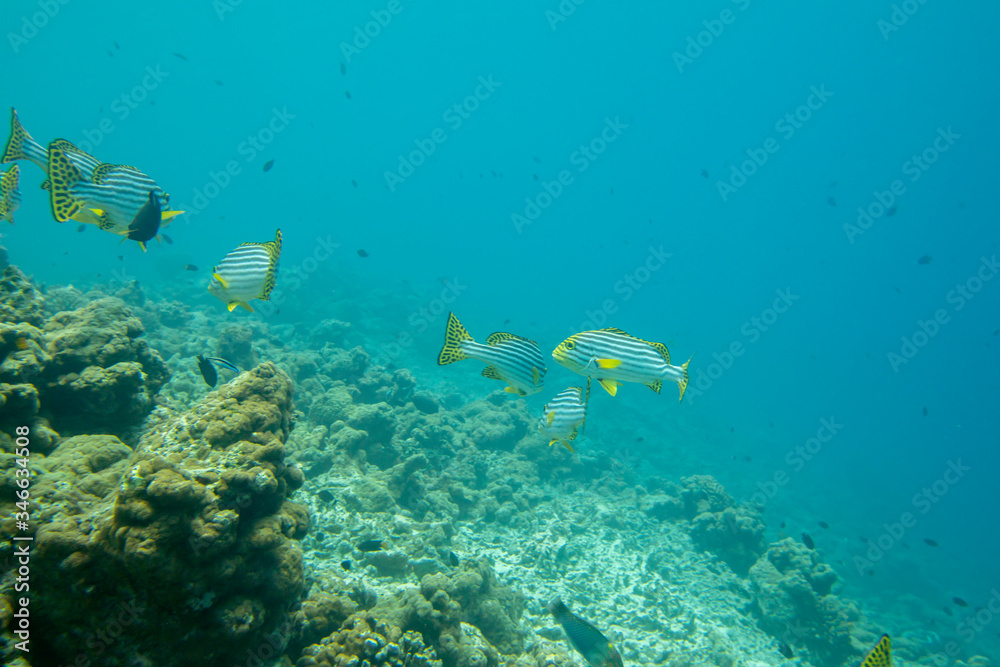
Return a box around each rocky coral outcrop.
[680,474,765,574]
[17,363,309,667]
[0,266,45,327]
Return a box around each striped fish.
[552,327,691,401]
[437,312,546,396]
[208,229,282,312]
[1,165,20,224]
[2,109,102,179]
[46,141,183,231]
[548,598,623,667]
[860,635,891,667]
[539,383,590,452]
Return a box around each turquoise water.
[3,0,999,662]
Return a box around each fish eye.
[565,340,576,350]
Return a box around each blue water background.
[2,0,998,656]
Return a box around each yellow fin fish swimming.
[539,384,590,453]
[208,229,282,313]
[437,312,546,396]
[552,327,691,401]
[0,165,20,224]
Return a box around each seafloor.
[0,253,990,667]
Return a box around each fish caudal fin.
[678,355,693,402]
[860,635,891,667]
[2,109,45,168]
[437,312,473,365]
[46,144,86,223]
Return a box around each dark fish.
[943,606,953,616]
[215,80,224,86]
[126,190,161,251]
[262,159,274,172]
[173,52,188,61]
[316,489,335,503]
[114,41,120,49]
[76,224,86,232]
[922,407,928,416]
[777,641,794,659]
[780,522,786,529]
[924,538,938,547]
[196,354,218,388]
[818,521,830,530]
[918,254,932,265]
[340,559,351,571]
[357,249,369,258]
[351,180,357,187]
[548,599,623,667]
[183,264,198,271]
[117,255,123,261]
[701,169,709,178]
[886,206,897,216]
[448,551,459,567]
[340,62,346,75]
[205,357,240,374]
[503,318,511,325]
[161,233,173,245]
[345,91,351,99]
[532,156,541,163]
[954,597,968,607]
[357,539,383,552]
[801,533,815,549]
[533,174,539,180]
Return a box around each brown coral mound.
[19,363,310,667]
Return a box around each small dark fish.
[357,249,369,258]
[778,641,794,659]
[943,606,953,616]
[924,538,938,547]
[701,169,709,178]
[215,80,224,86]
[114,41,120,50]
[532,156,541,163]
[107,49,114,58]
[533,174,539,180]
[780,522,786,529]
[886,206,897,216]
[340,559,351,571]
[918,254,932,265]
[76,224,86,232]
[183,264,199,271]
[126,191,161,251]
[196,354,218,388]
[548,599,623,667]
[345,91,351,99]
[357,539,383,552]
[827,196,837,206]
[954,597,969,607]
[801,533,815,550]
[340,62,346,75]
[448,551,459,567]
[117,255,123,261]
[161,233,173,245]
[503,318,511,325]
[172,52,188,61]
[351,180,357,187]
[609,188,614,195]
[316,489,335,503]
[922,407,928,416]
[818,521,830,529]
[262,159,274,172]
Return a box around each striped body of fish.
[1,165,19,224]
[208,229,282,312]
[3,110,103,182]
[437,312,546,396]
[46,142,182,231]
[552,328,691,401]
[539,384,589,452]
[861,635,891,667]
[548,599,623,667]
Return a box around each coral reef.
[297,614,443,667]
[680,474,766,574]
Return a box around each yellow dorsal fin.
[598,378,619,396]
[649,340,671,364]
[860,635,891,667]
[45,144,86,223]
[437,312,473,365]
[596,358,621,369]
[486,331,537,346]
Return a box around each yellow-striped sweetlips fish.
[548,598,623,667]
[1,165,20,224]
[437,312,546,396]
[2,109,101,179]
[208,229,282,312]
[860,635,891,667]
[45,141,183,230]
[552,327,691,401]
[539,383,590,452]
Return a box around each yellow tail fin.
[2,109,32,164]
[678,355,693,402]
[437,312,473,365]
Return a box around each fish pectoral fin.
[598,378,619,396]
[546,412,555,426]
[89,208,104,216]
[596,358,622,369]
[503,385,525,395]
[238,302,254,313]
[213,272,230,289]
[532,366,541,385]
[138,241,148,252]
